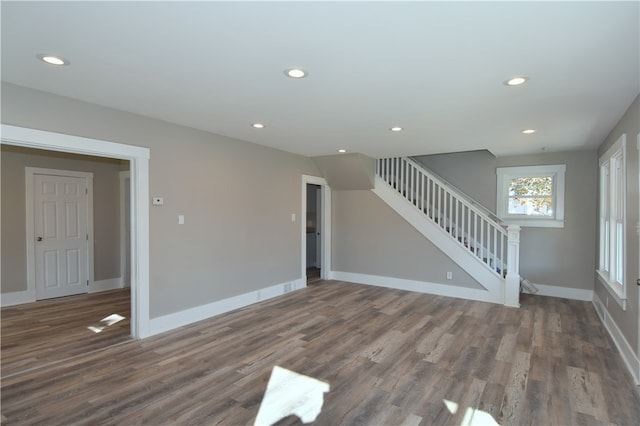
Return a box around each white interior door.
[33,173,90,299]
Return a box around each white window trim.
[597,133,627,310]
[496,164,566,228]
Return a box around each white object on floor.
[254,366,330,426]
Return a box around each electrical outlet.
[446,271,453,280]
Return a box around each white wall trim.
[592,292,640,386]
[1,290,36,307]
[329,271,501,305]
[1,124,150,339]
[301,175,331,281]
[89,277,124,293]
[147,278,305,337]
[496,164,566,228]
[526,283,594,301]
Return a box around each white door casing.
[31,170,92,299]
[637,133,640,367]
[315,187,322,268]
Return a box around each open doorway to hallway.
[301,175,331,285]
[306,183,322,284]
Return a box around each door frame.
[1,124,150,338]
[26,167,94,300]
[301,175,331,282]
[637,133,640,379]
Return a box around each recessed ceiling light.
[252,123,265,129]
[284,68,307,78]
[390,126,403,132]
[337,149,347,153]
[505,76,528,86]
[522,129,536,134]
[37,54,69,66]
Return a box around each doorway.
[302,175,331,284]
[1,124,150,338]
[306,184,321,283]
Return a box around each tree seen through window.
[508,176,553,216]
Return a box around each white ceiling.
[2,1,638,159]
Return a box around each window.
[597,134,627,309]
[496,164,566,228]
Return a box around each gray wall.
[416,149,598,290]
[1,146,123,293]
[594,95,639,353]
[414,150,497,213]
[313,153,375,190]
[497,151,598,290]
[332,189,483,290]
[1,83,321,317]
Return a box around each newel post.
[505,224,521,307]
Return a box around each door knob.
[37,237,43,241]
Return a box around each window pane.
[508,197,553,216]
[615,222,623,283]
[508,176,553,197]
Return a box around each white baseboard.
[90,277,124,293]
[2,277,125,306]
[592,292,640,386]
[329,271,501,304]
[145,278,305,338]
[527,283,593,301]
[1,289,36,307]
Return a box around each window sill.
[500,218,565,228]
[596,270,627,311]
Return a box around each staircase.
[373,157,521,307]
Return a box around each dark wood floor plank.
[2,281,639,425]
[1,288,131,378]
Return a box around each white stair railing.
[376,157,521,306]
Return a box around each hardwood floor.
[307,267,322,284]
[1,288,131,378]
[1,281,639,425]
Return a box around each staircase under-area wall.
[373,157,521,307]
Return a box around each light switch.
[291,213,296,222]
[178,215,185,225]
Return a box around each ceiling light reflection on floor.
[100,313,125,326]
[87,313,126,333]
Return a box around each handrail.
[408,156,503,225]
[376,157,508,277]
